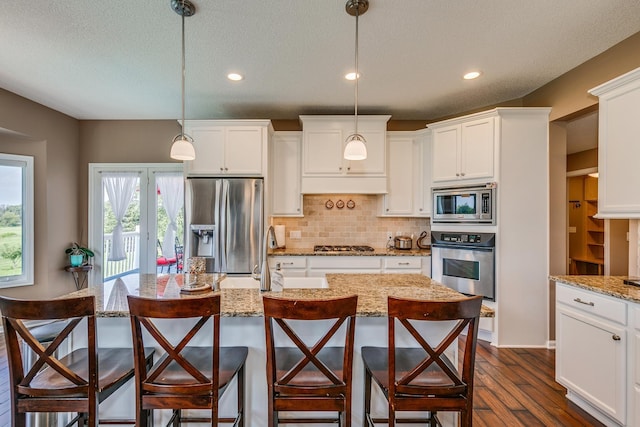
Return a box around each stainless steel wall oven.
[431,231,496,300]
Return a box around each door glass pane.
[156,172,184,274]
[102,173,141,282]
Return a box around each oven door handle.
[432,244,494,252]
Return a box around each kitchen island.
[551,275,640,427]
[66,273,491,426]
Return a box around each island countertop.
[69,273,493,318]
[551,275,640,303]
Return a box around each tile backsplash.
[271,194,430,249]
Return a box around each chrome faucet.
[260,225,278,291]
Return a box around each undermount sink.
[219,276,329,289]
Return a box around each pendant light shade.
[170,134,196,160]
[170,0,196,161]
[343,0,369,161]
[344,133,367,160]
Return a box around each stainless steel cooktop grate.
[313,245,375,252]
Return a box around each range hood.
[301,176,388,194]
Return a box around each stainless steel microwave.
[432,183,496,225]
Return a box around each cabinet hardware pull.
[461,172,465,176]
[399,262,410,265]
[573,298,594,306]
[282,262,294,266]
[220,167,224,171]
[612,334,621,341]
[456,173,460,177]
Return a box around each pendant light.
[170,0,196,161]
[343,0,369,161]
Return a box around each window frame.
[0,153,34,288]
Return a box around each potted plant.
[65,242,95,267]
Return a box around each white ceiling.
[1,1,640,121]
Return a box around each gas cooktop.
[313,245,375,253]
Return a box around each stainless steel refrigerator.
[185,177,264,275]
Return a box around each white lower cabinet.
[268,255,431,277]
[382,256,422,274]
[556,283,627,426]
[268,256,306,277]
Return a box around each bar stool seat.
[127,294,247,426]
[361,295,482,427]
[0,295,154,427]
[263,295,358,427]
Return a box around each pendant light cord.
[354,5,359,136]
[181,9,186,140]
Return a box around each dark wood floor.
[0,335,603,426]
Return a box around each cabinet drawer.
[308,256,381,270]
[383,257,421,269]
[557,283,627,325]
[269,257,306,269]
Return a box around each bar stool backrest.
[0,296,97,400]
[127,295,220,396]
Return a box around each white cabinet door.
[271,132,302,216]
[186,127,226,175]
[432,125,460,182]
[382,134,414,216]
[556,305,626,424]
[589,67,640,218]
[183,121,269,176]
[224,126,264,175]
[413,129,432,217]
[431,116,495,183]
[460,117,494,180]
[346,129,386,175]
[303,129,344,175]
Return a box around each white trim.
[0,153,34,288]
[566,167,597,177]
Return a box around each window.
[0,153,34,288]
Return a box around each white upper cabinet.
[589,67,640,218]
[430,115,495,183]
[299,115,390,194]
[183,120,272,176]
[380,129,431,218]
[271,131,303,216]
[413,129,432,217]
[300,116,390,177]
[381,133,414,216]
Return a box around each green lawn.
[0,225,22,277]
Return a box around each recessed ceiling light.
[345,72,360,81]
[227,73,243,81]
[463,71,481,80]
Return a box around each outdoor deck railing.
[103,231,139,280]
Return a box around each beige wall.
[0,88,80,298]
[523,32,640,120]
[78,120,181,230]
[567,148,598,172]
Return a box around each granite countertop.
[551,275,640,303]
[270,248,431,257]
[70,273,492,318]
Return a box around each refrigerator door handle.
[220,179,230,273]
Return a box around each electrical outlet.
[386,231,393,239]
[290,230,302,239]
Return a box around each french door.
[88,164,183,285]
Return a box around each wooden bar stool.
[262,295,358,427]
[0,295,154,427]
[127,294,247,426]
[361,295,483,427]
